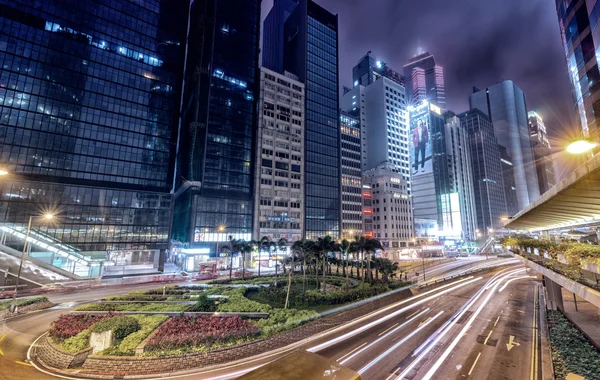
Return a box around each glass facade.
[555,0,600,139]
[403,52,446,109]
[172,0,261,250]
[0,0,187,265]
[459,110,507,231]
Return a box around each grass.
[0,297,49,310]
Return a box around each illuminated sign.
[362,192,372,198]
[429,103,441,115]
[390,177,401,184]
[364,232,374,238]
[393,193,408,199]
[363,209,373,215]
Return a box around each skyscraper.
[403,52,446,109]
[172,0,261,264]
[459,110,507,231]
[528,111,556,195]
[499,146,519,217]
[340,111,363,238]
[352,51,405,87]
[267,0,340,239]
[262,0,297,73]
[554,0,600,139]
[469,80,540,212]
[0,0,188,275]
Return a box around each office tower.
[172,0,261,268]
[403,52,446,109]
[0,0,188,276]
[342,85,369,172]
[469,80,540,211]
[410,103,476,240]
[342,76,411,184]
[340,111,363,239]
[363,163,414,256]
[362,174,374,239]
[352,51,405,87]
[554,0,600,139]
[254,69,305,244]
[528,111,556,194]
[444,113,478,241]
[271,0,340,239]
[262,0,297,73]
[459,110,507,232]
[499,146,519,216]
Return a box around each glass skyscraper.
[0,0,188,274]
[555,0,600,139]
[403,52,446,109]
[172,0,261,258]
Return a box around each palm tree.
[314,236,338,293]
[249,239,260,275]
[221,236,241,281]
[258,236,273,277]
[276,238,288,277]
[364,238,383,283]
[340,239,351,290]
[238,241,254,280]
[352,236,368,284]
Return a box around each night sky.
[261,0,582,179]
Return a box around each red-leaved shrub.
[145,315,258,351]
[49,314,115,340]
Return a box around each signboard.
[410,106,432,177]
[415,218,438,238]
[267,216,296,222]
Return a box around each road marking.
[379,323,400,337]
[406,309,422,320]
[468,352,482,376]
[337,342,368,362]
[483,330,493,345]
[494,316,500,326]
[15,360,32,366]
[418,317,432,327]
[385,367,402,380]
[0,333,5,356]
[530,286,539,380]
[506,335,521,351]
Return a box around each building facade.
[172,0,261,268]
[528,111,556,195]
[254,68,305,244]
[0,0,189,275]
[403,52,446,109]
[352,51,405,87]
[459,110,507,231]
[499,146,519,216]
[262,0,297,74]
[340,111,363,239]
[363,163,414,255]
[554,0,600,139]
[469,80,540,211]
[341,85,369,172]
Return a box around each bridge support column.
[543,276,564,311]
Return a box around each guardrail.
[417,260,517,289]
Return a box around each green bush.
[547,310,600,380]
[0,297,49,310]
[187,294,217,312]
[60,329,92,353]
[75,303,189,312]
[255,308,318,335]
[90,316,141,340]
[99,315,168,356]
[217,288,272,313]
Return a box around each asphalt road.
[0,257,527,380]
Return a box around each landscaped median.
[0,296,54,319]
[31,275,414,377]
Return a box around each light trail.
[498,275,536,292]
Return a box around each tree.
[314,236,338,293]
[276,238,288,277]
[221,236,241,281]
[258,236,272,277]
[238,241,253,280]
[364,238,383,283]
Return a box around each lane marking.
[483,329,493,346]
[0,333,5,356]
[468,352,482,376]
[337,342,368,362]
[15,360,32,366]
[530,286,539,380]
[386,367,402,380]
[406,309,422,320]
[494,316,500,327]
[379,323,400,337]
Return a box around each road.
[0,257,534,380]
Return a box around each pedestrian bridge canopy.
[506,154,600,232]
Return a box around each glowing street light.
[566,139,598,154]
[0,169,7,176]
[501,216,509,222]
[218,225,226,232]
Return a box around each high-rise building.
[172,0,261,267]
[352,51,405,87]
[469,81,540,211]
[253,69,305,245]
[0,0,189,276]
[528,111,556,195]
[459,110,507,232]
[272,0,341,239]
[340,111,363,239]
[499,146,519,216]
[342,85,369,172]
[262,0,297,73]
[554,0,600,139]
[403,52,446,109]
[363,163,414,256]
[410,102,476,240]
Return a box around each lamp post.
[566,139,598,154]
[216,225,225,274]
[10,213,54,313]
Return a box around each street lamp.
[10,213,54,313]
[566,139,598,154]
[0,169,7,176]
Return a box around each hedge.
[0,297,49,310]
[99,315,168,356]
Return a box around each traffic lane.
[408,274,537,380]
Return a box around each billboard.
[410,105,432,176]
[440,192,462,237]
[414,218,438,238]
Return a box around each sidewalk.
[560,287,600,349]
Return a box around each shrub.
[60,329,92,353]
[256,308,318,335]
[188,294,217,312]
[0,297,49,310]
[99,315,168,356]
[216,288,272,313]
[90,316,141,340]
[49,314,113,341]
[145,315,258,351]
[75,303,189,312]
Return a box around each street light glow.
[218,225,226,232]
[0,169,7,176]
[44,213,54,220]
[566,139,598,154]
[501,216,509,221]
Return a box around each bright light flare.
[0,169,7,176]
[566,139,598,154]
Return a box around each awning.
[506,153,600,231]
